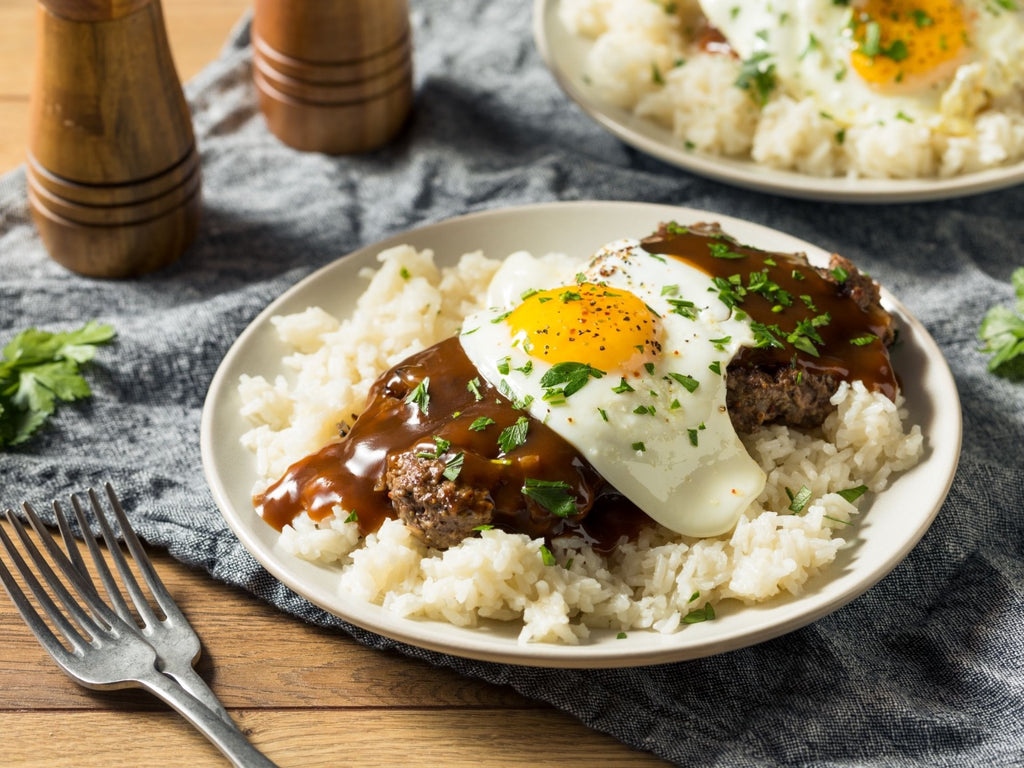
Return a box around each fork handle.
[139,669,281,768]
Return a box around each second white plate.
[533,0,1024,203]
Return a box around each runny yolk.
[505,282,662,372]
[850,0,971,91]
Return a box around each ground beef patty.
[385,452,494,549]
[725,252,895,433]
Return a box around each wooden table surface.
[0,3,670,766]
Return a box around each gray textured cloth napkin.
[2,3,1023,766]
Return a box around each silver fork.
[54,485,230,722]
[0,490,280,768]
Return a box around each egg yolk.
[850,0,970,91]
[505,283,662,372]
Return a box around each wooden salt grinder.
[252,0,413,154]
[27,0,201,278]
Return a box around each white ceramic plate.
[533,0,1024,203]
[201,201,961,667]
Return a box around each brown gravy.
[641,225,896,400]
[255,337,646,551]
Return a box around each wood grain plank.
[0,710,670,767]
[0,522,533,710]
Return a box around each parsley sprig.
[979,267,1024,378]
[0,321,115,447]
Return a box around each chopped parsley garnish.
[633,404,656,416]
[631,441,646,453]
[667,298,699,320]
[515,360,534,375]
[709,361,722,375]
[443,452,465,481]
[661,284,679,297]
[911,8,934,26]
[469,416,496,431]
[735,51,777,106]
[498,415,530,454]
[404,378,430,414]
[0,320,116,447]
[683,602,716,624]
[539,361,605,401]
[837,484,869,503]
[612,377,635,394]
[849,334,878,346]
[344,510,359,524]
[708,242,747,260]
[522,478,577,518]
[786,485,813,514]
[399,267,411,280]
[666,372,700,393]
[473,524,495,531]
[687,422,706,446]
[598,407,609,422]
[497,357,511,375]
[539,544,557,566]
[416,435,451,460]
[560,289,582,303]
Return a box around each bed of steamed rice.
[238,244,924,644]
[556,0,1024,179]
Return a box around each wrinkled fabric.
[1,4,1022,766]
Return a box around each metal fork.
[0,489,280,768]
[54,485,230,722]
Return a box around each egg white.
[459,239,765,539]
[698,0,1024,127]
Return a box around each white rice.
[558,0,1024,179]
[239,244,924,644]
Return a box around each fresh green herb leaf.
[443,452,465,481]
[405,378,430,414]
[498,415,530,454]
[631,441,646,453]
[849,334,878,346]
[667,298,699,320]
[612,377,635,394]
[978,267,1024,377]
[837,484,869,503]
[735,51,777,106]
[344,510,359,524]
[683,602,716,624]
[467,377,484,401]
[539,361,605,400]
[786,485,813,514]
[666,372,700,393]
[469,416,496,432]
[708,242,747,260]
[522,478,577,518]
[0,321,116,447]
[539,544,557,566]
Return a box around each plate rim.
[532,0,1024,204]
[201,200,963,667]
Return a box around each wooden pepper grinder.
[252,0,413,154]
[27,0,201,278]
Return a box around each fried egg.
[458,239,766,538]
[698,0,1024,126]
